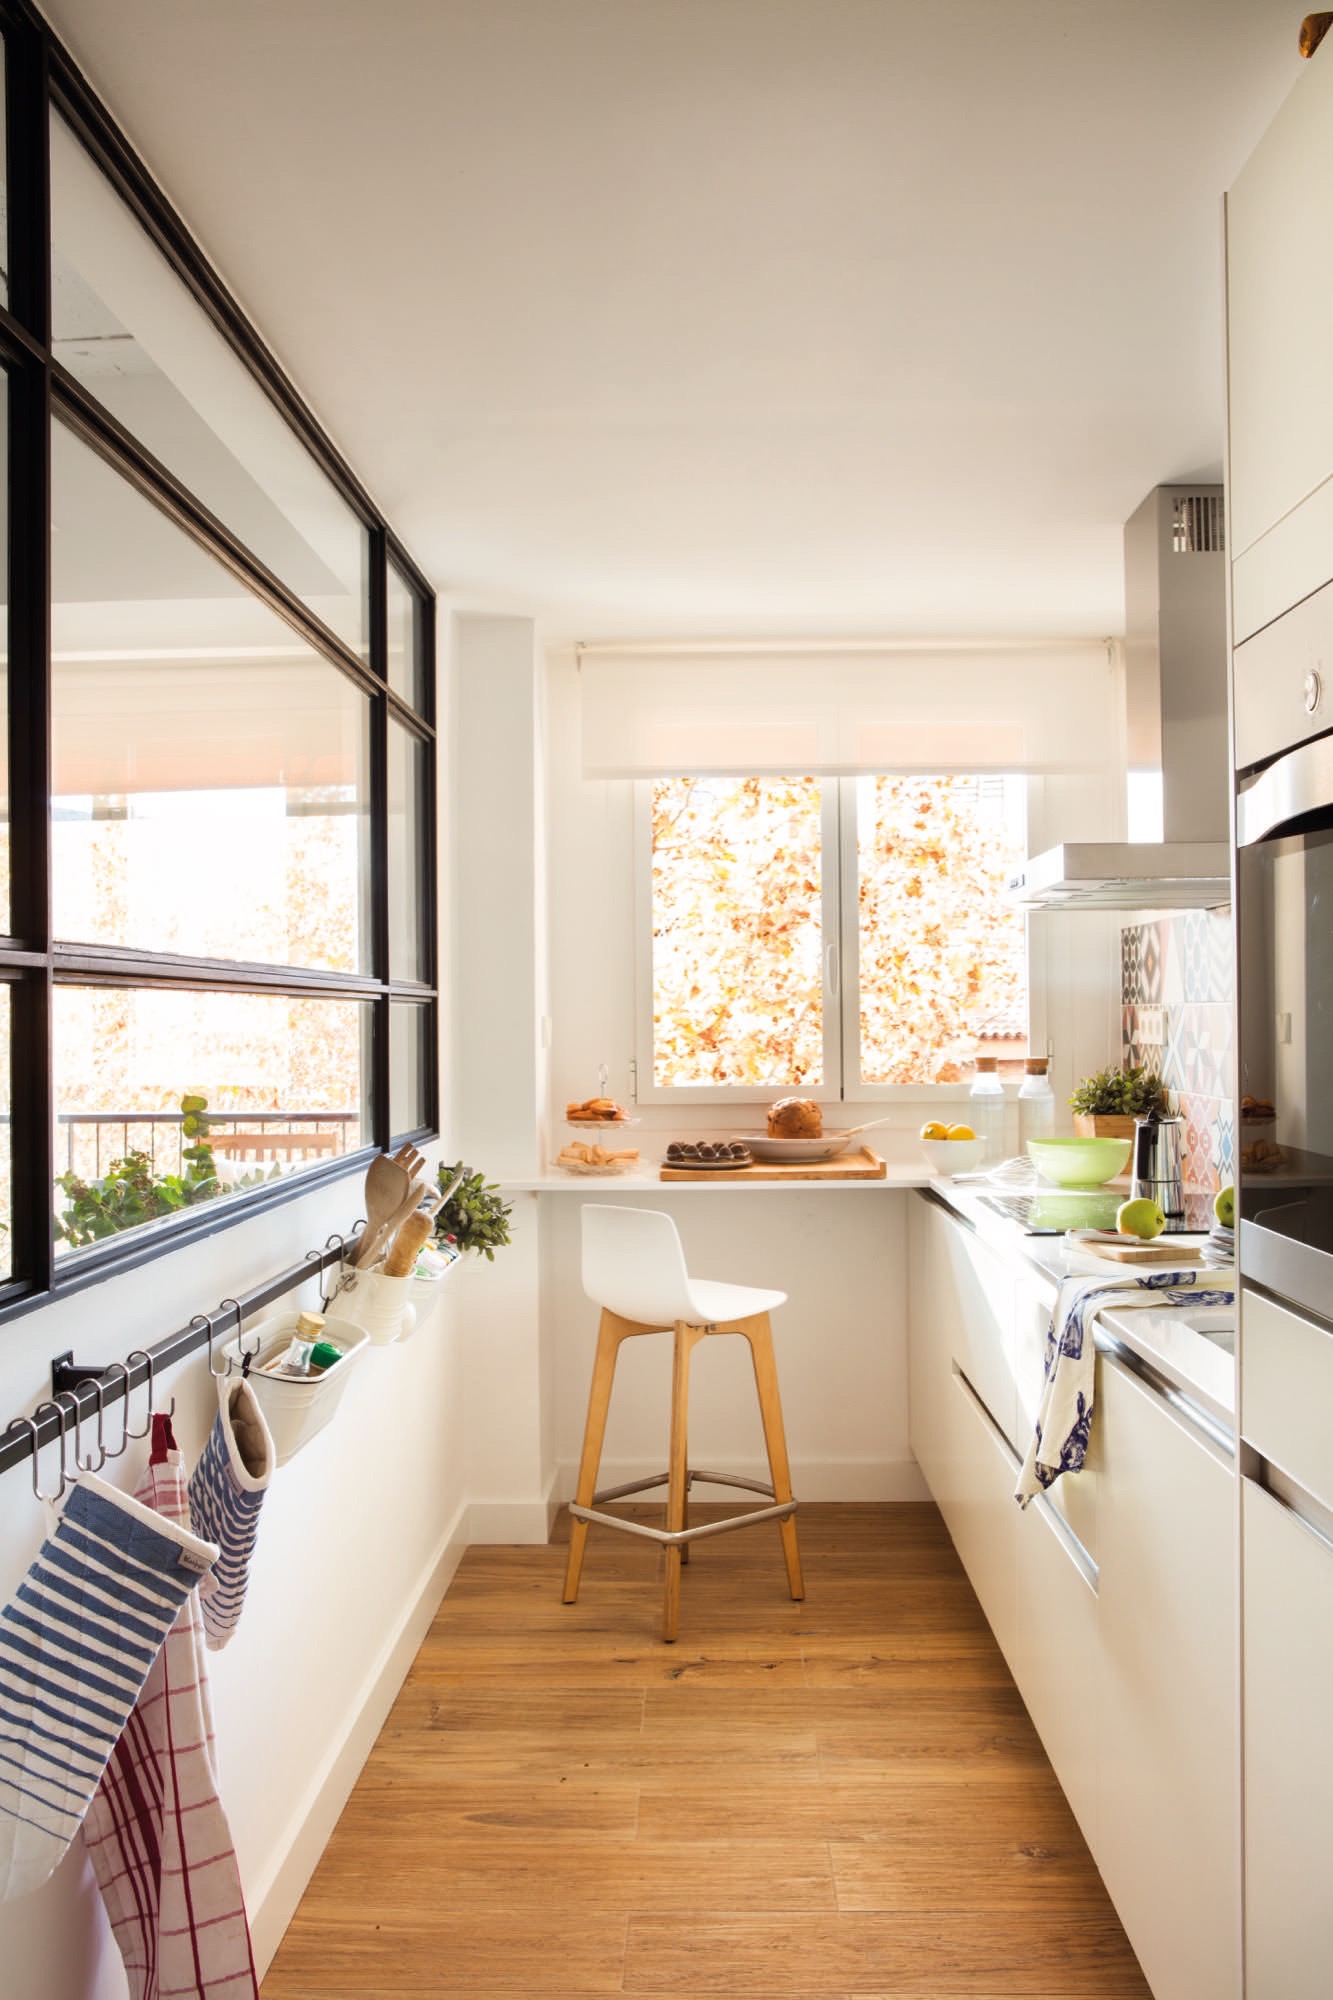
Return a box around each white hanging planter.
[221,1313,368,1466]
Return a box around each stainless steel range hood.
[1007,486,1232,912]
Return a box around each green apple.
[1214,1184,1235,1229]
[1116,1196,1166,1240]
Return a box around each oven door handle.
[1238,732,1333,846]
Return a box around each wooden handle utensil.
[384,1208,437,1277]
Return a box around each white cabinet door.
[1011,1479,1100,1847]
[1228,52,1333,639]
[1096,1358,1240,2000]
[1243,1478,1333,2000]
[906,1195,952,1491]
[939,1364,1018,1668]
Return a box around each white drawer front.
[1241,1286,1333,1511]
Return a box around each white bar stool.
[562,1204,804,1642]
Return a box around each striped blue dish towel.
[1014,1267,1235,1508]
[188,1376,274,1651]
[0,1471,218,1901]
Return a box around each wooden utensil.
[384,1207,437,1277]
[355,1175,427,1269]
[346,1152,415,1268]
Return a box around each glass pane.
[53,985,368,1256]
[651,776,825,1088]
[0,373,8,934]
[0,986,10,1280]
[51,421,372,973]
[387,560,426,711]
[390,1002,431,1136]
[50,114,368,659]
[856,775,1028,1085]
[387,721,429,982]
[0,38,7,312]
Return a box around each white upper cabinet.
[1228,50,1333,641]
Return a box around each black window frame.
[0,0,438,1316]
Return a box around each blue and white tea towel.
[1014,1267,1234,1508]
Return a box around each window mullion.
[832,776,863,1102]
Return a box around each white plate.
[552,1156,642,1175]
[731,1132,852,1163]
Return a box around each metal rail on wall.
[0,1232,355,1485]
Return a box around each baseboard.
[467,1471,561,1545]
[248,1496,470,1973]
[553,1456,930,1505]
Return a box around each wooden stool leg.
[663,1321,707,1642]
[563,1311,632,1605]
[742,1314,804,1602]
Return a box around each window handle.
[824,941,840,1001]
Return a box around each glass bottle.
[967,1056,1006,1164]
[1017,1056,1055,1149]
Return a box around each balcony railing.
[55,1110,362,1183]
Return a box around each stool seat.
[659,1277,787,1325]
[562,1204,803,1642]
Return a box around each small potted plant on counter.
[1068,1063,1169,1140]
[433,1161,513,1263]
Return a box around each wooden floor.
[262,1503,1150,1998]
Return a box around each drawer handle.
[1304,667,1324,715]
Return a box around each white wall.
[0,612,469,2000]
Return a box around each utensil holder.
[330,1263,417,1345]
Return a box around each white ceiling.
[44,0,1303,643]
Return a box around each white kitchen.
[0,6,1329,2000]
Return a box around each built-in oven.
[1236,717,1333,1320]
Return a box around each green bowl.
[1026,1135,1132,1187]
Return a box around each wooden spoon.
[346,1152,414,1268]
[355,1175,427,1269]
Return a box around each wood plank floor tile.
[304,1835,838,1912]
[335,1776,641,1838]
[622,1913,1152,1994]
[264,1910,628,1993]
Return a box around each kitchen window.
[0,23,437,1306]
[636,773,1028,1102]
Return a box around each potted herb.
[433,1161,512,1262]
[1068,1063,1169,1140]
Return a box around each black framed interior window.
[0,0,438,1309]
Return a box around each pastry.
[566,1095,629,1123]
[664,1141,752,1166]
[766,1097,822,1138]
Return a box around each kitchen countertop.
[501,1162,931,1192]
[927,1180,1236,1430]
[505,1162,1236,1426]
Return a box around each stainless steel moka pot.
[1130,1112,1186,1218]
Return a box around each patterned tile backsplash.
[1121,910,1235,1192]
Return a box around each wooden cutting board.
[658,1146,887,1183]
[1080,1238,1203,1264]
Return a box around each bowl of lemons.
[919,1121,988,1177]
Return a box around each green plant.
[433,1160,512,1261]
[1068,1063,1169,1118]
[54,1092,253,1248]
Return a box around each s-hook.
[27,1399,72,1501]
[123,1350,157,1435]
[219,1298,260,1377]
[2,1414,60,1504]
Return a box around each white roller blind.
[579,641,1119,777]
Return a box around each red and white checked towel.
[83,1415,258,2000]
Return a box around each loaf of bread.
[766,1097,823,1138]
